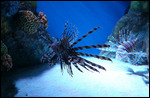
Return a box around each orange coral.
[38,11,44,18]
[38,11,48,29]
[1,54,13,71]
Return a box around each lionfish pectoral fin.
[73,44,110,51]
[81,57,106,71]
[71,27,100,47]
[72,62,83,73]
[72,57,90,73]
[83,62,100,73]
[97,64,106,71]
[79,63,91,72]
[76,52,112,62]
[78,57,101,73]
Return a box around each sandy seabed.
[14,57,149,97]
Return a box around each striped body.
[115,38,139,60]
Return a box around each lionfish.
[40,22,112,76]
[100,28,149,65]
[115,29,140,61]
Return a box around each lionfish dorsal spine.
[62,22,78,44]
[62,21,68,37]
[68,27,78,42]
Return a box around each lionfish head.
[51,41,61,51]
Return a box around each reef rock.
[19,1,38,15]
[1,1,20,17]
[1,54,13,71]
[1,5,56,69]
[2,28,56,68]
[99,1,149,65]
[1,40,8,57]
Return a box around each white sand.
[14,57,149,97]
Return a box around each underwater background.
[36,1,131,55]
[1,1,149,97]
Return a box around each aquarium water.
[1,1,149,97]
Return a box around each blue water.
[37,1,131,55]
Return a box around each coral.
[1,40,8,57]
[38,11,48,29]
[1,16,16,38]
[129,1,149,12]
[1,1,20,17]
[1,54,13,71]
[2,26,56,68]
[15,10,40,35]
[1,16,9,35]
[26,1,37,9]
[1,2,55,68]
[19,1,37,15]
[111,1,149,39]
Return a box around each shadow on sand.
[1,63,55,97]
